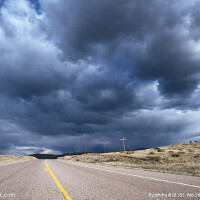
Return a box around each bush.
[149,156,161,162]
[172,153,180,157]
[126,150,134,154]
[157,149,165,152]
[154,147,160,150]
[178,151,185,154]
[188,149,195,152]
[149,152,154,155]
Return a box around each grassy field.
[0,155,35,162]
[59,142,200,177]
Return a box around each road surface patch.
[61,161,200,189]
[0,160,32,166]
[45,160,72,200]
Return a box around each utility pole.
[103,143,106,153]
[120,137,128,153]
[84,148,88,154]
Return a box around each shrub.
[149,152,154,155]
[157,149,165,152]
[154,147,160,150]
[126,150,134,154]
[188,149,195,152]
[149,156,161,162]
[178,151,185,154]
[172,153,180,157]
[106,158,118,162]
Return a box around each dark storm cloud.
[41,0,200,98]
[137,31,200,97]
[0,0,200,155]
[41,0,178,60]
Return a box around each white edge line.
[59,160,200,189]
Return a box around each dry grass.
[0,155,35,162]
[59,142,200,177]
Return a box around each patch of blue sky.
[0,0,41,14]
[29,0,41,14]
[0,0,5,8]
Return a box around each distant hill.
[29,152,82,159]
[30,154,59,159]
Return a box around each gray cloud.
[0,0,199,155]
[41,0,200,98]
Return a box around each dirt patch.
[0,155,35,162]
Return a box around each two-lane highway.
[0,160,64,200]
[0,159,200,200]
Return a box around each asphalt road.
[0,159,200,200]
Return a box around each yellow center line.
[44,160,72,200]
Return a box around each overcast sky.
[0,0,200,155]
